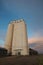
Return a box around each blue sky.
[0,0,43,52]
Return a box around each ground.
[0,55,43,65]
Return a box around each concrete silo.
[12,19,29,55]
[4,23,14,55]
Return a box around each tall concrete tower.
[5,19,29,55]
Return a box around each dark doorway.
[18,52,21,55]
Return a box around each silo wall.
[4,23,14,54]
[12,20,29,55]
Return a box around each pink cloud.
[28,37,43,44]
[28,37,43,53]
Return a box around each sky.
[0,0,43,53]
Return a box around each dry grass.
[0,55,43,65]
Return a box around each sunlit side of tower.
[12,19,29,55]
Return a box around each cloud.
[28,37,43,44]
[29,42,43,54]
[28,36,43,53]
[28,30,43,53]
[0,39,4,47]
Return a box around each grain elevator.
[5,19,29,55]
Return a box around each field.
[0,55,43,65]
